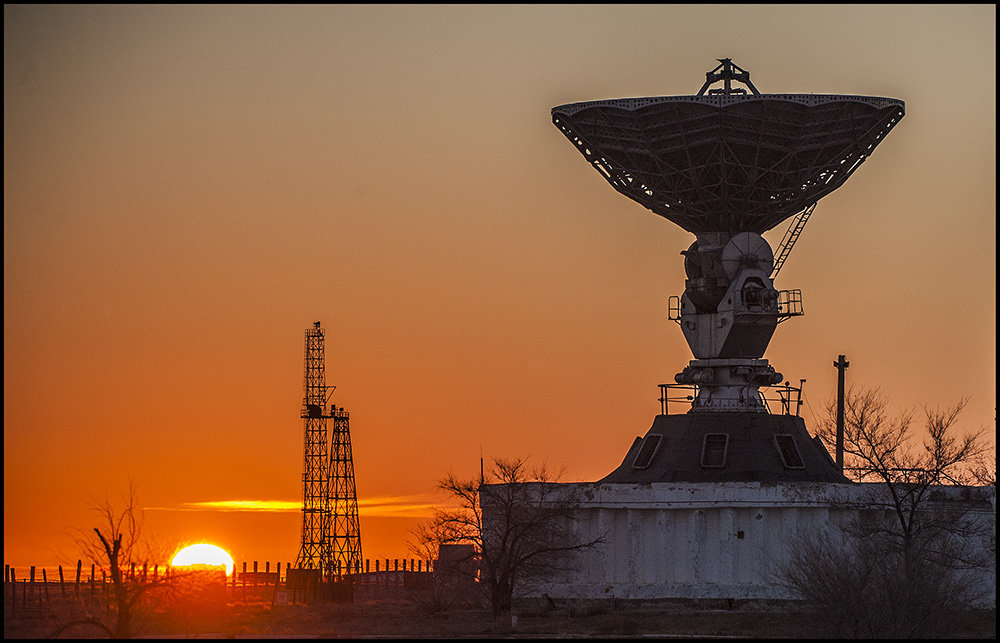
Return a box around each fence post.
[9,568,14,618]
[142,563,147,585]
[59,565,66,598]
[253,561,258,588]
[91,564,96,599]
[30,566,36,607]
[242,562,247,603]
[42,568,50,603]
[153,564,158,584]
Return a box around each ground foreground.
[4,597,996,638]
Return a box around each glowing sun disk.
[171,543,234,576]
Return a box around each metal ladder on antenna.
[770,202,816,279]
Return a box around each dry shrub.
[777,528,986,638]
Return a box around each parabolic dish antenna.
[552,63,904,235]
[555,59,905,481]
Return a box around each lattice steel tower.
[296,322,333,573]
[294,321,363,577]
[329,404,363,574]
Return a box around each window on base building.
[773,434,805,469]
[632,434,662,469]
[701,433,729,468]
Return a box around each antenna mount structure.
[552,60,903,483]
[552,59,903,414]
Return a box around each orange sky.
[4,5,995,571]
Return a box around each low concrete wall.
[512,482,995,606]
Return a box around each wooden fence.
[4,557,439,615]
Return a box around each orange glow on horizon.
[148,495,445,518]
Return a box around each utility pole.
[834,354,850,471]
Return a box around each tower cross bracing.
[329,406,363,574]
[295,321,362,577]
[296,322,332,573]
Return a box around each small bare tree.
[56,482,174,638]
[778,387,995,637]
[817,389,991,557]
[415,457,603,632]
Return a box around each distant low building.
[436,543,477,582]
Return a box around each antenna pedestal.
[675,232,784,412]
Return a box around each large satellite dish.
[552,60,904,235]
[554,59,905,481]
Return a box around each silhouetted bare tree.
[56,482,174,638]
[821,388,990,484]
[819,389,992,561]
[777,387,995,637]
[415,457,603,632]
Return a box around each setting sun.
[171,543,235,576]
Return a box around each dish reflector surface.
[552,94,904,234]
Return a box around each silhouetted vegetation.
[412,457,604,633]
[778,388,995,637]
[55,482,185,638]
